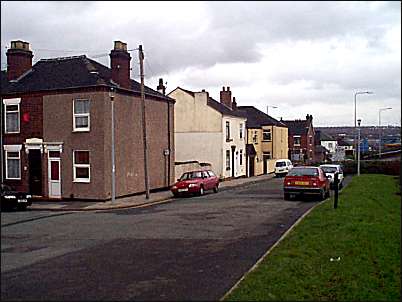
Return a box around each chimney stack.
[157,78,166,95]
[232,97,237,109]
[220,86,232,109]
[109,41,131,89]
[6,40,33,81]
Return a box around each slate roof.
[207,97,246,118]
[237,106,287,128]
[282,119,310,135]
[1,55,171,101]
[319,130,335,141]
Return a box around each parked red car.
[171,170,219,197]
[283,166,330,200]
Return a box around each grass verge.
[225,174,400,301]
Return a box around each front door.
[28,150,42,196]
[48,151,61,198]
[249,156,255,177]
[263,156,268,174]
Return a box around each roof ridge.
[39,55,86,62]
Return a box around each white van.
[274,159,293,177]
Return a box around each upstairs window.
[226,121,231,141]
[239,123,243,139]
[3,98,21,133]
[263,129,272,141]
[294,136,301,146]
[73,150,90,182]
[73,99,90,131]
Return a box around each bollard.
[334,172,339,209]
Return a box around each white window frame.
[73,99,90,132]
[294,135,301,146]
[239,149,243,165]
[225,121,231,141]
[4,145,22,180]
[73,150,90,183]
[3,98,21,134]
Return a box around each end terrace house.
[168,86,247,179]
[1,40,175,200]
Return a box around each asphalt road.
[1,177,330,301]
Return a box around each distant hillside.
[316,126,401,139]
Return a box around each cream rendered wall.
[222,116,247,178]
[169,89,223,176]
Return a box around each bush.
[338,160,400,175]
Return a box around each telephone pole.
[139,45,150,199]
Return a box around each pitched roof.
[237,106,287,128]
[282,119,310,135]
[207,97,246,118]
[1,55,171,101]
[319,131,335,141]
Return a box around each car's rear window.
[321,166,337,173]
[288,168,318,176]
[180,171,203,180]
[276,161,286,167]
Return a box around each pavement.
[30,173,275,211]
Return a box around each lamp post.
[357,118,361,176]
[109,87,116,203]
[379,107,392,158]
[354,91,373,159]
[266,105,277,116]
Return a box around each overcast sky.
[1,1,401,126]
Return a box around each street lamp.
[266,105,278,116]
[357,118,361,176]
[354,91,373,159]
[379,107,392,158]
[109,87,116,203]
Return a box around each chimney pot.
[157,77,166,95]
[114,41,127,51]
[222,86,225,91]
[227,86,230,91]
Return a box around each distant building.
[282,114,315,164]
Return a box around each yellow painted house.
[237,106,288,176]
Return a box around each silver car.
[319,164,344,189]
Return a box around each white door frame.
[48,156,61,198]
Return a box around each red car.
[283,166,330,201]
[171,170,219,197]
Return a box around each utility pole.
[139,45,150,199]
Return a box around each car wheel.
[325,188,330,198]
[172,192,179,198]
[319,189,325,201]
[284,193,291,200]
[199,186,204,196]
[213,185,218,193]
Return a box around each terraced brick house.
[237,106,288,176]
[1,40,175,200]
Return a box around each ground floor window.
[73,150,90,182]
[226,150,230,170]
[240,149,243,165]
[5,150,21,179]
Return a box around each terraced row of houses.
[1,40,319,201]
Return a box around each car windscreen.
[180,171,203,180]
[287,168,318,177]
[275,162,286,167]
[320,166,337,173]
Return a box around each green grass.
[225,174,401,301]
